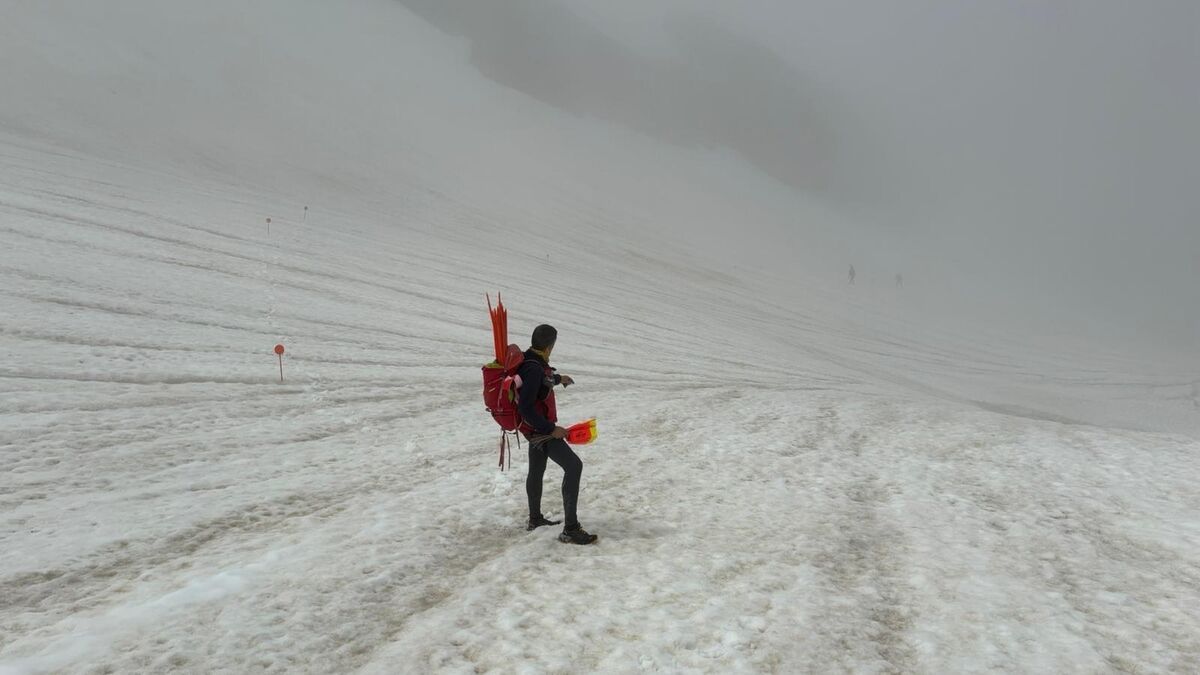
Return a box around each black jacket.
[516,349,560,434]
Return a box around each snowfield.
[2,1,1200,673]
[2,134,1198,674]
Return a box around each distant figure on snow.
[848,264,856,285]
[517,324,597,544]
[895,273,903,288]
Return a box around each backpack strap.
[497,428,521,471]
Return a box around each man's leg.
[542,438,583,527]
[526,441,549,520]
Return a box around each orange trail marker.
[487,293,508,363]
[274,343,285,382]
[565,418,598,445]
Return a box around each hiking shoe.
[557,524,598,545]
[526,514,562,531]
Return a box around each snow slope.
[2,2,1199,673]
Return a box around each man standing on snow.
[517,324,597,544]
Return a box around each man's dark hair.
[531,324,558,350]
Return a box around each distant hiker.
[848,264,856,285]
[518,324,597,544]
[895,273,903,288]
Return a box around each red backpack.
[482,295,524,469]
[483,343,525,431]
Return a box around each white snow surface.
[2,2,1200,673]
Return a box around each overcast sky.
[5,0,1192,348]
[400,0,1199,348]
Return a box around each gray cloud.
[399,0,1200,348]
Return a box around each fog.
[2,0,1195,355]
[5,3,1200,668]
[401,0,1200,352]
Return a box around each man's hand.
[551,426,568,440]
[559,375,575,387]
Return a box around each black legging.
[527,438,582,527]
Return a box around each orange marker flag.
[566,418,598,445]
[487,292,509,363]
